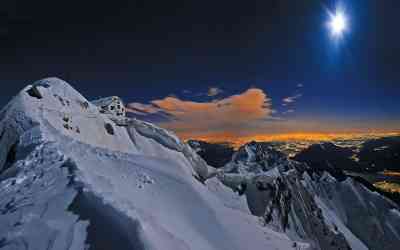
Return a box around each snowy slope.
[0,78,309,250]
[219,142,400,250]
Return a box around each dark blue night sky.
[1,0,399,139]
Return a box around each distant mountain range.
[357,136,400,171]
[188,136,400,173]
[292,142,358,176]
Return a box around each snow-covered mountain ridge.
[0,78,399,250]
[0,78,309,250]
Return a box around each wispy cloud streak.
[282,93,302,106]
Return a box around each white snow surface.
[0,78,308,250]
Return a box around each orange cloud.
[128,88,273,136]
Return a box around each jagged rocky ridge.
[0,78,399,250]
[218,141,400,250]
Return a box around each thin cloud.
[207,87,223,97]
[283,109,295,114]
[282,93,302,106]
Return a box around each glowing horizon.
[182,131,400,148]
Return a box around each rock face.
[187,140,235,168]
[0,78,309,250]
[225,141,288,174]
[219,141,400,250]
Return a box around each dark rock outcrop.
[187,140,235,168]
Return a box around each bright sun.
[328,11,347,37]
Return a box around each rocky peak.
[226,141,289,174]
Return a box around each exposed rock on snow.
[225,141,289,174]
[92,96,126,118]
[0,78,309,250]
